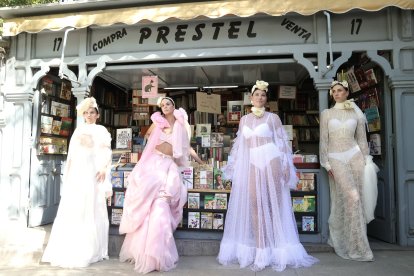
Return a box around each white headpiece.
[329,80,349,96]
[251,80,269,94]
[76,97,99,114]
[156,96,175,107]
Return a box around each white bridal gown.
[319,104,374,261]
[42,123,112,268]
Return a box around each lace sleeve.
[355,116,369,157]
[319,110,331,171]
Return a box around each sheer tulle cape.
[42,124,112,268]
[218,112,318,271]
[119,109,189,273]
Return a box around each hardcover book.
[215,193,227,210]
[116,128,132,149]
[59,117,73,136]
[213,213,224,230]
[40,115,53,134]
[180,167,194,189]
[188,212,200,229]
[200,212,213,229]
[292,197,305,212]
[302,216,315,231]
[187,193,200,209]
[365,106,381,132]
[51,120,62,135]
[303,195,316,212]
[196,124,211,137]
[123,171,131,188]
[204,194,216,209]
[113,191,125,207]
[60,80,72,100]
[111,208,123,225]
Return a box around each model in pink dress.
[119,97,193,273]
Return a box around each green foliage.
[0,0,57,7]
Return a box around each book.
[346,66,361,93]
[59,80,72,100]
[111,175,123,188]
[113,191,125,207]
[302,216,315,231]
[116,128,132,149]
[212,213,224,230]
[365,106,381,132]
[215,193,227,210]
[180,167,194,189]
[200,212,213,229]
[59,117,73,136]
[213,167,225,190]
[210,132,224,147]
[50,101,70,117]
[111,208,123,225]
[187,192,200,209]
[196,124,211,137]
[40,115,53,134]
[292,197,305,212]
[204,194,216,209]
[188,212,200,228]
[369,133,381,155]
[364,68,378,87]
[201,134,211,147]
[41,98,50,114]
[123,171,131,188]
[42,77,54,95]
[51,120,62,135]
[303,195,316,212]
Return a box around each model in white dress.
[42,98,112,268]
[217,81,318,271]
[319,81,374,261]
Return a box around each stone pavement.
[1,221,414,275]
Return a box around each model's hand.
[96,170,106,183]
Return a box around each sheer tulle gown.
[320,107,373,261]
[218,112,318,271]
[42,124,112,268]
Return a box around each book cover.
[364,68,378,87]
[210,132,224,147]
[51,120,62,135]
[292,197,305,212]
[116,128,132,149]
[303,195,316,212]
[123,171,131,188]
[204,194,216,209]
[111,208,123,225]
[215,193,227,210]
[40,115,53,134]
[369,133,381,155]
[365,106,381,132]
[59,117,73,136]
[38,136,68,154]
[60,80,72,100]
[188,212,200,228]
[196,124,211,137]
[51,101,70,117]
[42,77,54,95]
[201,134,211,147]
[180,167,194,189]
[302,216,315,231]
[111,177,123,188]
[41,98,50,114]
[187,193,200,209]
[346,67,361,93]
[114,191,125,207]
[213,213,224,230]
[200,212,213,229]
[213,167,225,190]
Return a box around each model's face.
[331,84,349,103]
[160,99,174,115]
[251,89,267,108]
[83,107,99,124]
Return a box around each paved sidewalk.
[1,251,414,276]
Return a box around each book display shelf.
[38,74,75,155]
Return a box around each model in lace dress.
[42,97,113,268]
[217,80,318,271]
[319,80,374,261]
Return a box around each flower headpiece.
[329,80,349,96]
[76,97,99,114]
[156,96,175,108]
[251,80,269,94]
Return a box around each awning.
[3,0,414,36]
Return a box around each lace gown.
[42,124,112,268]
[217,112,318,271]
[319,106,374,261]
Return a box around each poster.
[142,76,158,98]
[196,92,221,114]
